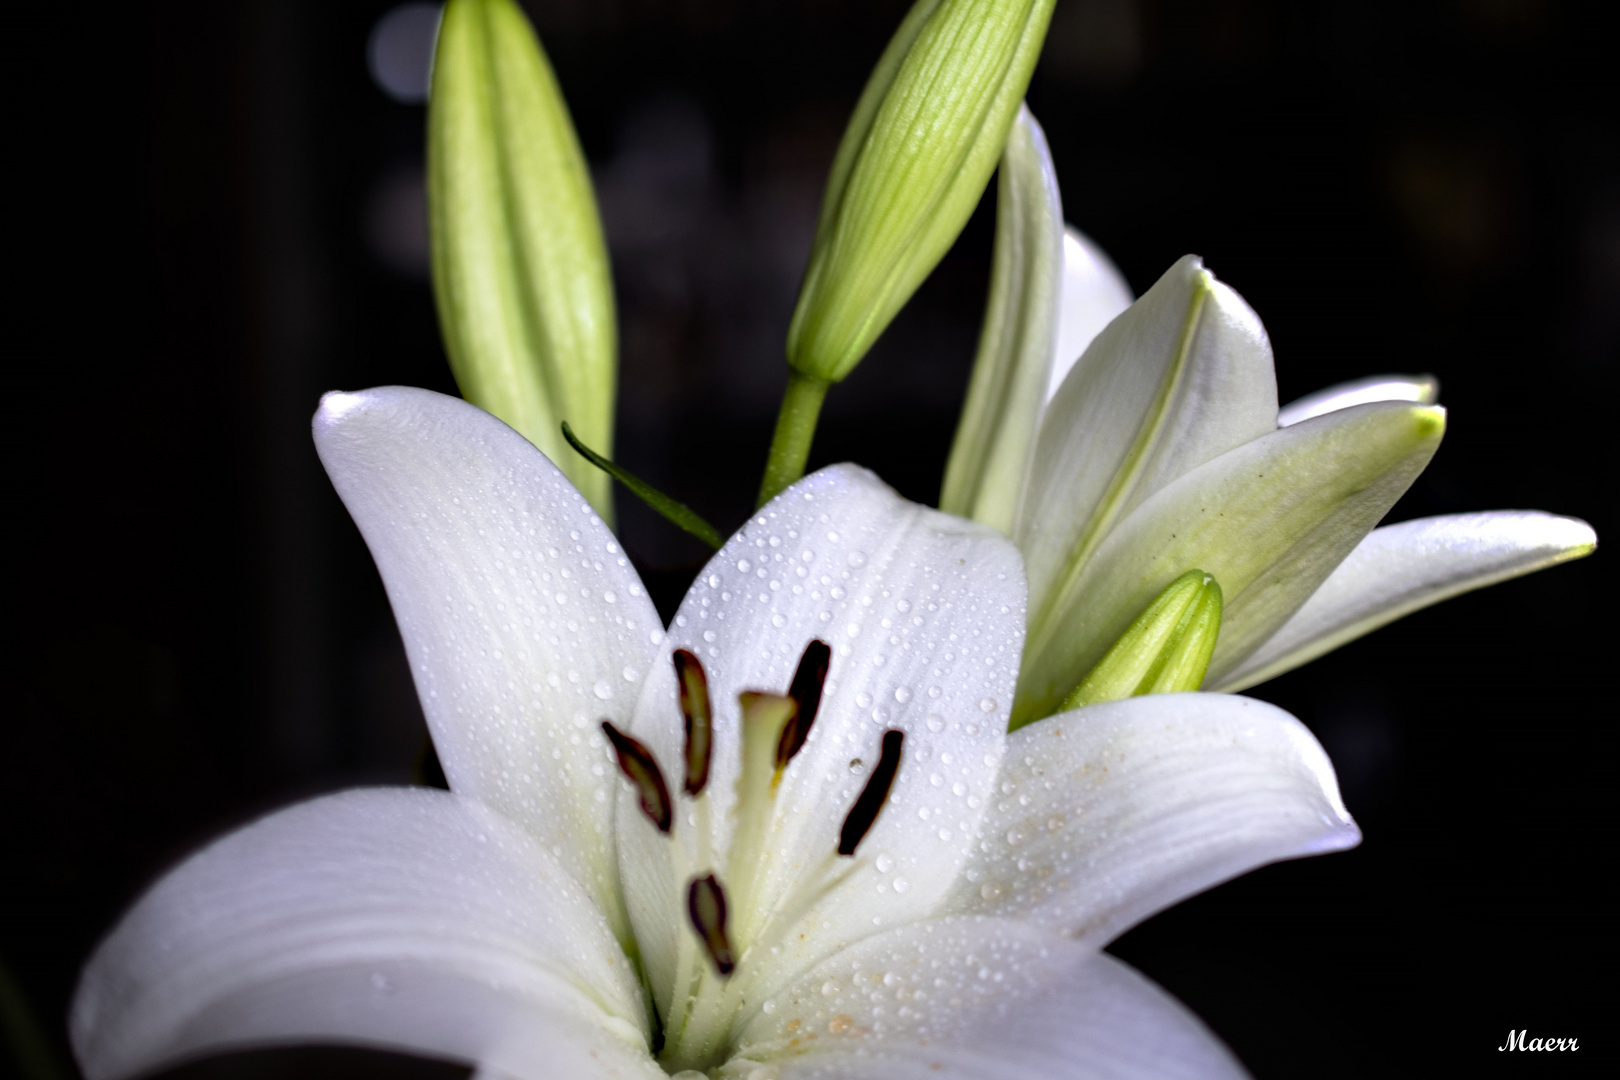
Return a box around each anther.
[674,649,712,796]
[601,720,672,834]
[838,729,904,856]
[776,639,831,771]
[687,874,736,976]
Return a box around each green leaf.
[429,0,616,520]
[939,104,1063,535]
[785,0,1057,384]
[561,423,723,550]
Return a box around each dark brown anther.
[776,639,831,770]
[601,721,672,834]
[674,649,712,797]
[838,729,904,857]
[687,874,736,977]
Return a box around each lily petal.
[1044,226,1134,405]
[1214,510,1598,691]
[314,387,663,936]
[725,917,1247,1080]
[940,104,1064,535]
[619,465,1026,1010]
[1277,373,1439,428]
[1017,257,1278,628]
[943,694,1356,945]
[71,789,657,1080]
[1018,400,1444,722]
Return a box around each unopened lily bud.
[429,0,616,519]
[1061,570,1223,711]
[786,0,1057,384]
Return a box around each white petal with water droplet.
[618,465,1025,1012]
[71,789,658,1080]
[944,694,1356,944]
[724,917,1246,1080]
[314,387,662,936]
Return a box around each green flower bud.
[428,0,616,519]
[1055,569,1224,716]
[786,0,1057,384]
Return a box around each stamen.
[674,649,713,796]
[687,874,736,977]
[776,639,831,770]
[601,720,672,833]
[838,729,903,856]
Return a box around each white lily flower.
[941,109,1596,726]
[73,387,1360,1080]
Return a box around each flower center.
[602,641,904,1072]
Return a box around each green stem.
[757,370,830,507]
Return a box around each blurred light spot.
[368,3,442,103]
[364,165,430,278]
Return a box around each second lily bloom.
[943,109,1594,726]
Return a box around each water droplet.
[1006,828,1025,847]
[979,698,997,713]
[738,559,752,573]
[703,630,717,643]
[980,881,1003,901]
[896,599,912,613]
[622,666,638,682]
[761,999,777,1014]
[892,877,909,893]
[849,758,864,772]
[882,971,900,987]
[937,827,953,841]
[925,715,945,733]
[772,614,786,628]
[856,691,873,708]
[822,979,841,997]
[593,680,612,700]
[894,686,912,703]
[875,853,894,873]
[848,551,867,568]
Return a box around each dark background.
[8,1,1614,1077]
